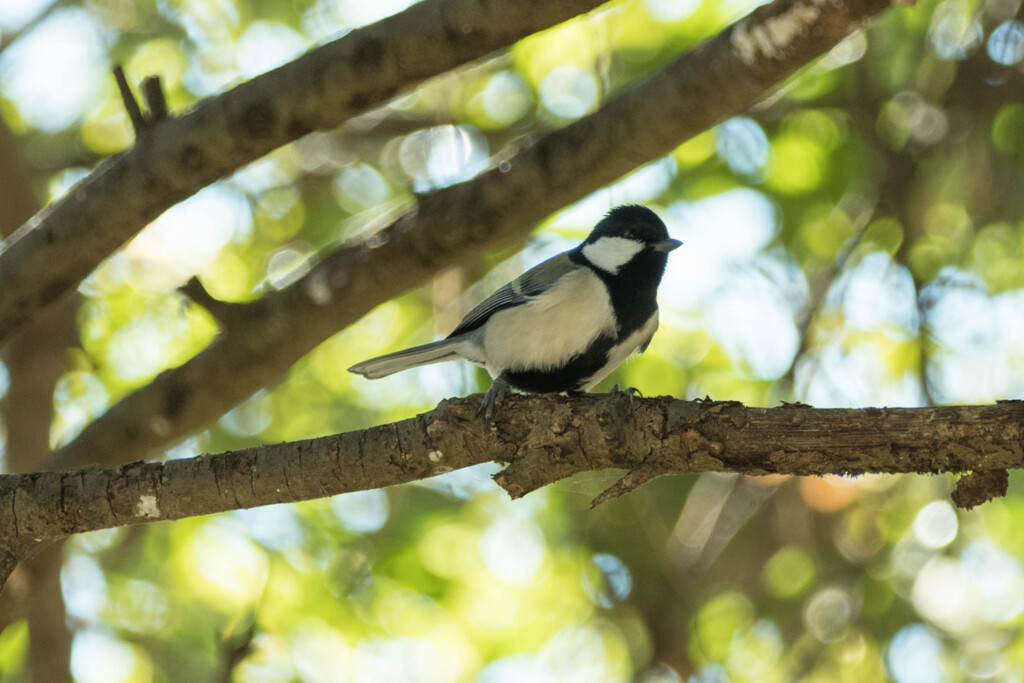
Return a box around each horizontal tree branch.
[9,395,1024,593]
[50,0,902,473]
[0,0,606,345]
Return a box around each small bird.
[348,205,681,417]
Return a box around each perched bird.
[348,204,681,417]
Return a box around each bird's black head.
[571,204,681,336]
[587,205,671,246]
[577,205,681,275]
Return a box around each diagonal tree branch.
[49,0,904,473]
[10,395,1024,594]
[0,0,607,345]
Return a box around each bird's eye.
[624,229,637,239]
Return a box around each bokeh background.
[2,0,1024,680]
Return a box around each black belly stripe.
[503,334,617,393]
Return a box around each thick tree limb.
[0,0,606,345]
[9,396,1024,594]
[50,0,902,472]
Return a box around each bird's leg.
[610,383,642,405]
[479,374,511,421]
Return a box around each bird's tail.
[347,338,466,379]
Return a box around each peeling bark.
[8,395,1023,593]
[952,469,1009,509]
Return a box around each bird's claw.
[478,376,511,422]
[610,383,642,405]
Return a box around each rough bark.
[0,0,607,346]
[8,395,1022,593]
[51,0,903,472]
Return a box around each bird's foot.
[610,383,642,406]
[478,376,511,422]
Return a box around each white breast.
[481,268,616,374]
[579,311,659,391]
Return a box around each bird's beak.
[653,238,683,253]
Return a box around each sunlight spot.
[479,518,545,584]
[477,655,555,683]
[717,117,770,176]
[0,0,54,31]
[220,390,274,437]
[292,625,354,683]
[353,636,454,683]
[888,624,947,683]
[236,21,308,78]
[335,163,392,213]
[961,540,1024,622]
[645,0,702,22]
[119,185,251,289]
[0,362,9,399]
[583,553,633,607]
[266,244,315,289]
[479,71,533,127]
[913,501,958,549]
[988,20,1024,65]
[179,525,269,609]
[52,371,109,447]
[929,1,982,60]
[61,552,108,623]
[912,557,976,634]
[71,632,142,683]
[105,318,171,382]
[399,125,489,190]
[0,9,110,130]
[329,0,419,28]
[332,489,389,534]
[230,505,305,552]
[804,586,852,642]
[540,624,625,682]
[539,65,598,120]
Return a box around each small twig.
[142,77,168,122]
[180,277,242,325]
[113,65,146,135]
[218,616,257,683]
[799,198,875,334]
[590,464,663,508]
[784,197,876,396]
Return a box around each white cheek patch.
[582,237,644,274]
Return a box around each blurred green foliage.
[4,0,1024,680]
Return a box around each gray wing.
[448,252,577,338]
